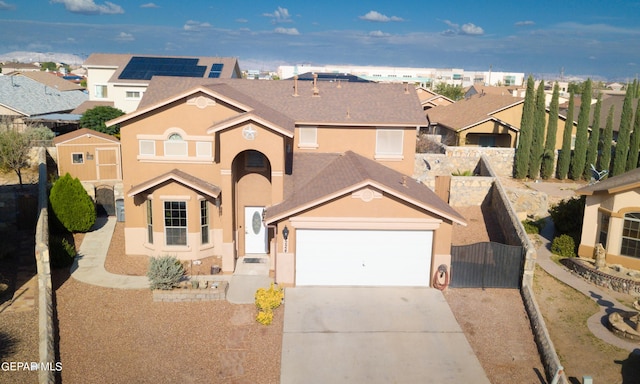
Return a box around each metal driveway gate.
[450,242,524,289]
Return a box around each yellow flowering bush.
[255,283,284,325]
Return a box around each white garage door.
[296,229,433,286]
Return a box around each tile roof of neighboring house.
[465,84,521,97]
[1,62,40,72]
[127,169,221,199]
[576,167,640,195]
[16,71,85,91]
[128,77,427,129]
[53,127,120,145]
[82,53,241,84]
[426,94,523,131]
[71,100,115,114]
[265,151,466,225]
[0,75,88,117]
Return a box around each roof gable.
[53,128,120,145]
[265,151,466,225]
[127,169,221,199]
[427,94,523,131]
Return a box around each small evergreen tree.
[612,87,634,176]
[625,98,640,171]
[556,91,575,179]
[599,105,615,173]
[0,129,31,186]
[529,80,547,179]
[570,79,591,180]
[541,83,560,179]
[49,173,96,233]
[79,106,125,136]
[514,75,536,179]
[583,94,602,179]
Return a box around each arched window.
[165,133,187,156]
[621,212,640,258]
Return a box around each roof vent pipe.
[293,75,299,97]
[312,73,320,97]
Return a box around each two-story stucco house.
[108,76,466,287]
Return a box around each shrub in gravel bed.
[551,234,576,258]
[255,283,284,325]
[147,255,185,290]
[49,173,96,233]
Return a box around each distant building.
[1,62,40,74]
[278,64,524,88]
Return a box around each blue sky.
[1,0,639,80]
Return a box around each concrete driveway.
[280,287,490,384]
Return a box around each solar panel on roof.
[208,63,224,78]
[119,57,207,80]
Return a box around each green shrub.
[255,283,284,325]
[452,169,473,176]
[522,219,545,234]
[49,173,96,233]
[79,106,125,136]
[49,236,76,268]
[147,255,185,290]
[549,196,585,244]
[551,234,576,258]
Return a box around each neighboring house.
[0,74,87,132]
[81,54,242,113]
[576,167,640,270]
[107,76,466,287]
[1,62,40,74]
[53,128,122,182]
[463,84,521,99]
[426,93,575,148]
[415,87,454,111]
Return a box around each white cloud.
[236,18,248,23]
[359,10,403,22]
[0,1,16,10]
[140,2,158,8]
[183,20,212,32]
[461,23,484,35]
[115,32,134,41]
[515,20,535,27]
[50,0,124,15]
[369,30,390,37]
[274,27,299,36]
[263,7,292,23]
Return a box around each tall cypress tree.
[570,79,592,179]
[556,91,575,179]
[529,81,547,179]
[612,87,634,176]
[626,98,640,171]
[514,75,536,179]
[583,94,602,179]
[541,83,560,179]
[599,105,615,174]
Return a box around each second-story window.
[164,133,187,156]
[375,129,404,158]
[298,127,318,148]
[95,85,108,98]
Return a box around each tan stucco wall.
[578,189,640,270]
[293,126,416,175]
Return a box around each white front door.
[244,206,267,254]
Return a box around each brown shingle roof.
[576,167,640,195]
[563,94,639,132]
[135,77,427,128]
[426,94,523,131]
[127,169,221,198]
[53,127,120,145]
[71,100,114,114]
[265,151,466,225]
[18,71,85,92]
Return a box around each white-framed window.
[139,140,155,156]
[72,153,84,164]
[200,200,209,244]
[146,200,153,244]
[298,126,318,148]
[95,84,108,99]
[164,201,187,246]
[196,141,212,158]
[164,133,187,156]
[375,129,404,158]
[126,90,142,99]
[621,212,640,258]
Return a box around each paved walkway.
[71,216,150,289]
[536,217,640,352]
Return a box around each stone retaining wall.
[152,281,229,302]
[449,176,494,206]
[34,148,56,384]
[565,258,640,296]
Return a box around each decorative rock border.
[564,258,640,296]
[152,281,229,302]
